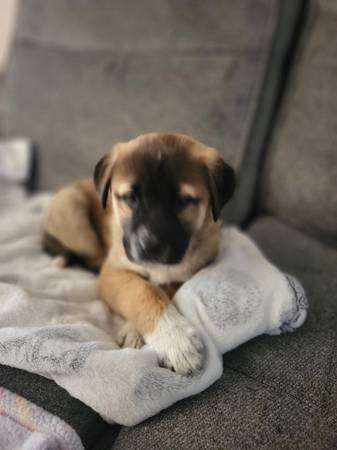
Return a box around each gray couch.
[0,1,336,448]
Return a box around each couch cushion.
[14,0,275,53]
[259,0,337,246]
[245,217,337,398]
[0,0,283,224]
[113,217,337,449]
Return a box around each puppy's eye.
[176,195,200,210]
[116,191,138,207]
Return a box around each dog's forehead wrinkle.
[131,153,175,193]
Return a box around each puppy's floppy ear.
[94,154,113,209]
[204,155,235,222]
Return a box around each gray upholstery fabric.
[259,0,337,246]
[114,217,337,450]
[1,0,278,195]
[15,0,276,53]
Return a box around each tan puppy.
[44,133,235,374]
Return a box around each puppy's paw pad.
[157,336,203,375]
[117,323,144,349]
[171,328,204,375]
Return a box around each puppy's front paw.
[145,304,204,375]
[117,322,144,349]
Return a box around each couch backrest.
[1,0,283,220]
[259,0,337,246]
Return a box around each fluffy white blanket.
[0,191,308,425]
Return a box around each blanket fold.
[0,193,308,426]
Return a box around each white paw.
[145,304,204,375]
[117,322,144,349]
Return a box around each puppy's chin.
[122,236,188,266]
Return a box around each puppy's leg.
[44,180,106,271]
[98,264,204,375]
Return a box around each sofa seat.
[112,217,337,450]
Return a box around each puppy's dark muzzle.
[136,228,162,261]
[124,224,189,265]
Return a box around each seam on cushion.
[12,36,267,57]
[230,0,284,223]
[236,0,310,227]
[232,0,279,171]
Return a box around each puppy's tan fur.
[44,133,234,374]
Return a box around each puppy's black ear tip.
[93,154,113,209]
[101,181,111,209]
[94,157,105,190]
[212,210,220,222]
[225,164,236,200]
[206,160,236,222]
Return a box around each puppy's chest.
[146,263,192,286]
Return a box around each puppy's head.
[94,133,235,265]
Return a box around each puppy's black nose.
[137,226,160,256]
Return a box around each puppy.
[44,133,235,374]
